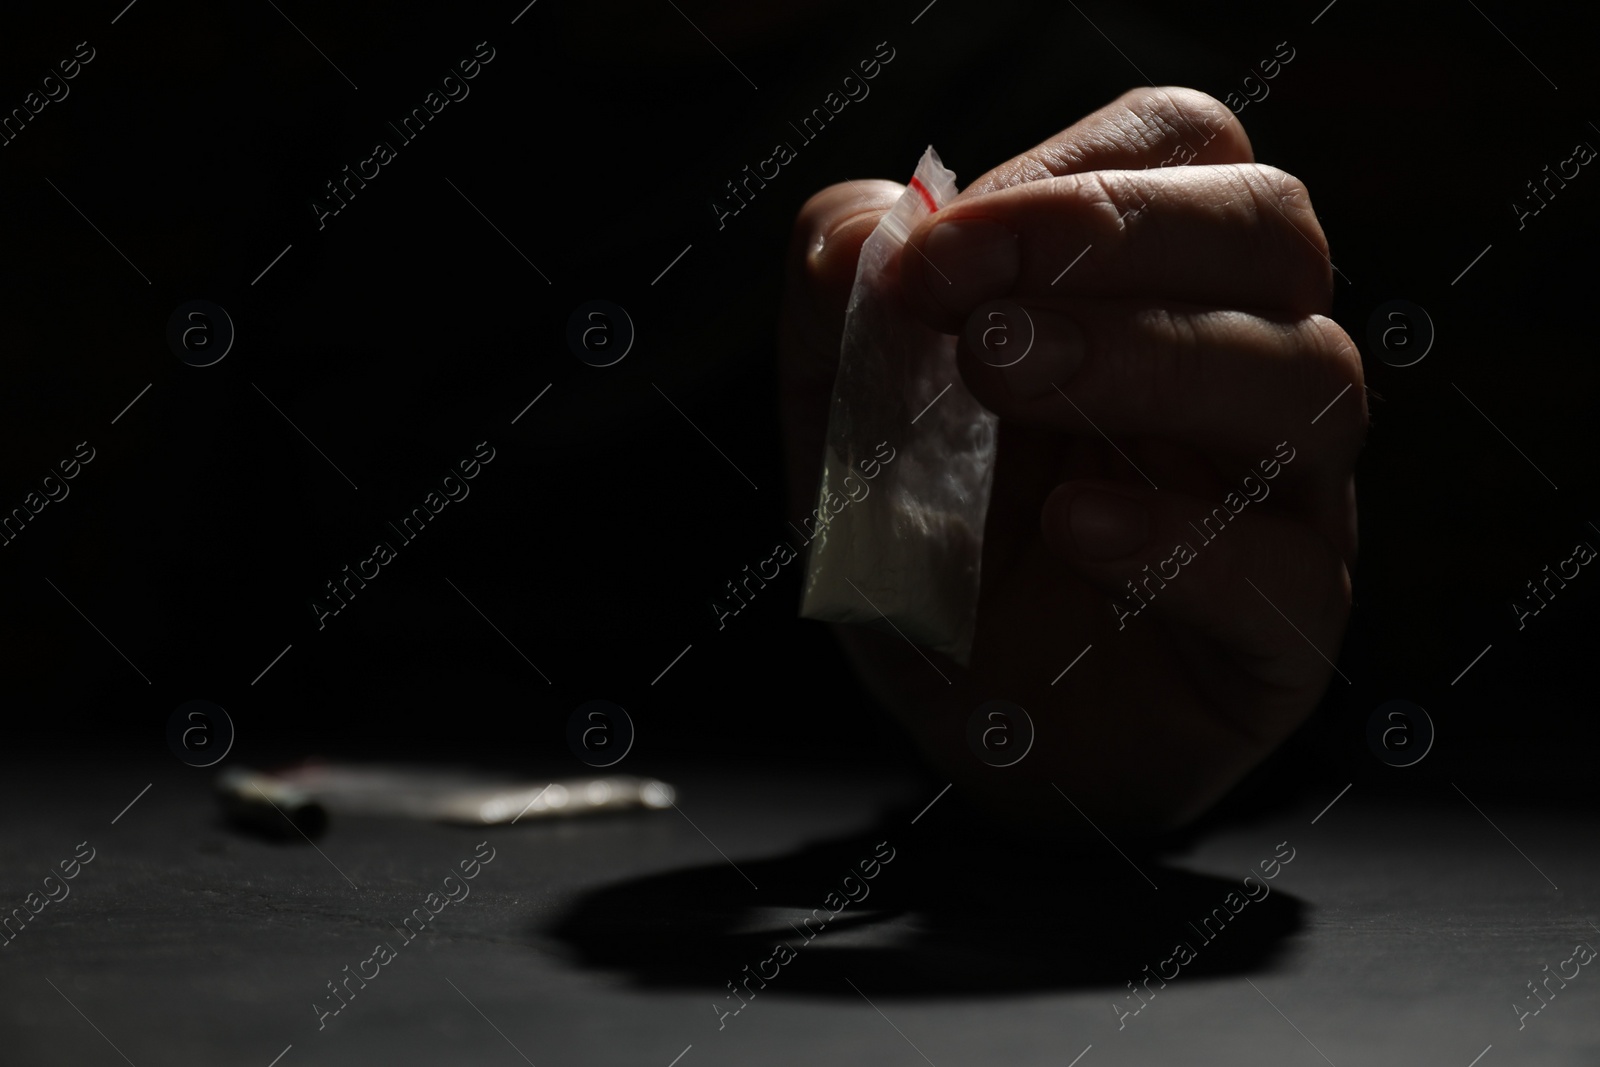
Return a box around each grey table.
[1,756,1596,1066]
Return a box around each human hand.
[780,87,1365,834]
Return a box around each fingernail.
[921,219,1019,320]
[1064,491,1149,561]
[1002,310,1085,399]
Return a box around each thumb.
[779,180,903,519]
[1040,479,1351,737]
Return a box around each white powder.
[800,445,985,664]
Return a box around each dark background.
[2,0,1596,808]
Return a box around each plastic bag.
[798,146,998,666]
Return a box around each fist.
[780,87,1366,834]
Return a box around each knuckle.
[1302,315,1363,384]
[1253,165,1316,221]
[1114,84,1219,124]
[1117,85,1251,159]
[1063,169,1148,241]
[1231,164,1332,309]
[1301,314,1370,431]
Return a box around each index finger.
[958,85,1253,197]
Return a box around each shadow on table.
[543,804,1305,999]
